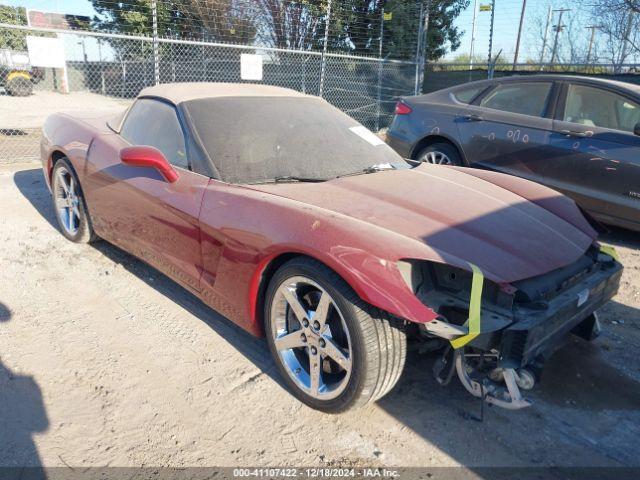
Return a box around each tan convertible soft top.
[138,82,312,105]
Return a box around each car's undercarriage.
[400,246,623,409]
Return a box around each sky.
[0,0,620,64]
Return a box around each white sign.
[26,36,66,69]
[240,54,263,81]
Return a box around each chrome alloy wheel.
[53,166,81,236]
[270,276,353,400]
[421,150,452,165]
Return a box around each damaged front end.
[398,245,623,409]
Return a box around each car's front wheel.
[51,158,97,243]
[265,257,406,413]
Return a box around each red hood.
[247,165,596,283]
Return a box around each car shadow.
[0,301,49,472]
[13,167,640,469]
[13,168,283,390]
[600,226,640,249]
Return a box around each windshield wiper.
[274,175,326,183]
[247,175,326,184]
[336,163,396,178]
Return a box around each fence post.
[487,0,495,79]
[376,8,385,131]
[151,0,160,85]
[414,0,431,95]
[469,0,478,74]
[319,0,333,98]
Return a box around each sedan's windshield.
[182,96,406,184]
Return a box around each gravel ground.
[1,162,639,470]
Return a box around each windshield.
[182,96,405,184]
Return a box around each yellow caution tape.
[7,70,31,82]
[450,262,484,349]
[599,244,619,261]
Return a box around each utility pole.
[512,0,527,70]
[550,8,570,68]
[151,0,160,86]
[469,0,478,72]
[585,25,600,66]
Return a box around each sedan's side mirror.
[120,146,179,183]
[635,122,640,136]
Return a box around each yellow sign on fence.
[479,4,492,11]
[383,12,393,21]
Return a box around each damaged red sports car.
[40,83,622,412]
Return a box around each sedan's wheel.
[52,158,97,243]
[265,257,406,412]
[417,142,462,166]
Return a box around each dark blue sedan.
[386,75,640,231]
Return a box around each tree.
[423,0,470,61]
[589,0,640,71]
[256,0,327,50]
[0,5,28,51]
[91,0,256,42]
[329,0,470,60]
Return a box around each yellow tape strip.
[450,263,484,349]
[7,71,31,82]
[599,245,619,261]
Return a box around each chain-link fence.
[0,0,425,163]
[422,62,640,93]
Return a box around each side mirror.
[635,122,640,136]
[120,146,179,183]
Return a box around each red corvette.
[41,83,622,412]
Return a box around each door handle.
[462,114,484,122]
[559,129,593,138]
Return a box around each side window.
[453,85,485,104]
[480,82,552,117]
[563,84,640,133]
[120,99,188,169]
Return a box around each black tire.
[51,157,98,243]
[416,142,463,166]
[264,257,406,413]
[6,75,33,97]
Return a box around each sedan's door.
[548,82,640,228]
[456,81,557,183]
[85,98,209,293]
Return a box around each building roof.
[138,82,311,104]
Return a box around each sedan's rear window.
[183,96,404,184]
[480,82,552,117]
[452,85,485,104]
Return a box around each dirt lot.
[1,162,639,470]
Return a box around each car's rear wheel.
[264,257,406,413]
[51,158,97,243]
[416,142,462,166]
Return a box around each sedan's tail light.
[395,101,413,115]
